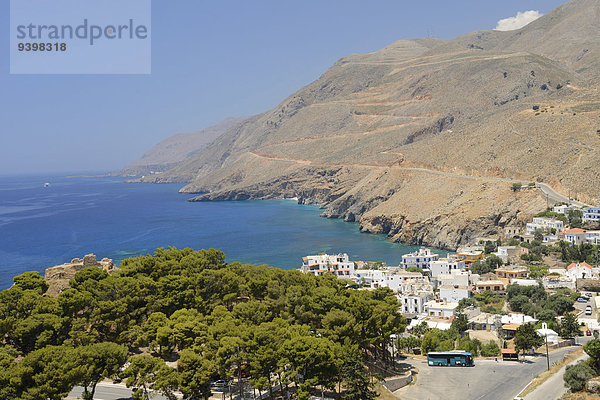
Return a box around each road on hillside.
[395,346,576,400]
[535,183,589,208]
[249,151,593,208]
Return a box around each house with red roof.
[561,228,588,245]
[566,262,594,280]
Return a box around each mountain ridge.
[138,0,600,249]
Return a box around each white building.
[536,323,559,345]
[511,278,539,287]
[526,217,564,235]
[399,291,434,314]
[354,269,425,291]
[300,254,355,277]
[493,246,519,262]
[583,206,600,224]
[438,270,480,288]
[562,228,589,245]
[401,248,440,270]
[566,262,594,280]
[501,313,538,325]
[439,285,471,303]
[424,300,458,318]
[553,205,574,214]
[585,231,600,245]
[542,275,576,290]
[429,258,466,278]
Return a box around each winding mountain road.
[248,151,592,207]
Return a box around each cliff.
[139,0,600,249]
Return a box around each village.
[299,203,600,397]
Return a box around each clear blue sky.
[0,0,566,174]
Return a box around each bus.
[427,351,474,367]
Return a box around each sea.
[0,174,436,290]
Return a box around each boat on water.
[44,182,50,187]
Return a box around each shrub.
[563,362,594,391]
[480,341,500,357]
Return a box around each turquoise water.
[0,174,427,290]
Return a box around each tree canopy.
[0,247,407,399]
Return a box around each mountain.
[140,0,600,250]
[117,117,249,177]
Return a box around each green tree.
[74,342,128,400]
[509,295,530,313]
[451,314,468,334]
[340,348,377,400]
[420,331,440,355]
[559,314,580,339]
[484,241,497,255]
[178,349,216,400]
[564,362,594,391]
[480,341,500,357]
[11,345,78,400]
[396,336,421,354]
[514,324,544,357]
[583,339,600,370]
[457,297,477,312]
[13,271,49,294]
[122,355,167,400]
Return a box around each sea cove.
[0,174,429,290]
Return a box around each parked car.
[577,297,589,303]
[211,379,228,387]
[585,306,592,315]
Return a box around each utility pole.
[543,322,550,371]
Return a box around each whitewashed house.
[438,270,480,288]
[401,248,440,270]
[536,323,559,345]
[553,205,574,214]
[439,285,471,303]
[399,291,434,314]
[300,254,355,277]
[562,228,589,245]
[429,258,466,278]
[424,300,458,318]
[493,246,520,262]
[566,262,594,280]
[526,217,564,235]
[583,205,600,224]
[585,231,600,245]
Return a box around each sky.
[0,0,568,175]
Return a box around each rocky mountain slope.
[117,117,248,176]
[139,0,600,250]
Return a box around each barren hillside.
[139,0,600,249]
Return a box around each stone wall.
[44,254,116,296]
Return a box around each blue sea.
[0,174,431,290]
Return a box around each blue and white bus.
[427,351,474,367]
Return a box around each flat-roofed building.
[495,266,529,284]
[474,280,506,294]
[300,253,355,277]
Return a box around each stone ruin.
[44,254,116,296]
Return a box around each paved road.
[536,183,589,208]
[395,347,575,400]
[524,353,589,400]
[68,383,173,400]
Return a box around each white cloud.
[495,10,543,31]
